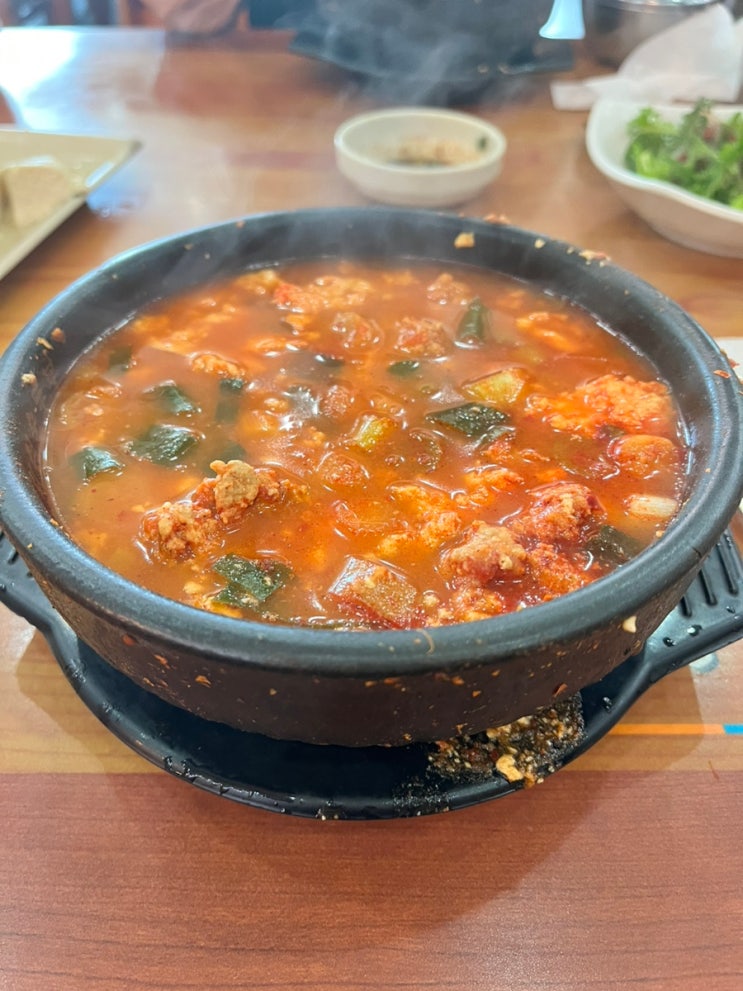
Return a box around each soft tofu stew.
[43,260,688,630]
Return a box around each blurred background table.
[0,24,741,991]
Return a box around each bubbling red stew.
[43,260,687,630]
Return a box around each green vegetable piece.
[476,424,515,449]
[426,402,508,438]
[216,377,245,423]
[213,554,293,606]
[586,525,643,567]
[465,368,528,407]
[349,413,396,452]
[457,298,489,344]
[388,360,421,377]
[70,446,124,481]
[130,424,199,465]
[145,381,200,416]
[108,346,133,372]
[221,377,245,393]
[212,585,251,609]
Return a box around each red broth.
[43,261,688,630]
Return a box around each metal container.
[584,0,724,66]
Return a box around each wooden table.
[1,26,741,991]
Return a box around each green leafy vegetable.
[221,377,246,391]
[388,359,421,377]
[215,377,245,423]
[213,554,293,609]
[625,100,743,209]
[426,402,508,438]
[70,446,124,481]
[586,525,643,567]
[456,298,489,344]
[108,346,133,373]
[129,424,199,465]
[144,381,200,416]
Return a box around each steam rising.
[289,0,559,105]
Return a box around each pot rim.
[1,207,741,678]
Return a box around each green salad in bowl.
[586,97,743,257]
[625,100,743,211]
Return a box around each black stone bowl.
[0,208,741,746]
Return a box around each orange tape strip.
[609,723,726,736]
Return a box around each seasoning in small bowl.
[334,108,507,208]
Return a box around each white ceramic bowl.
[586,98,743,257]
[334,108,507,208]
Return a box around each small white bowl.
[586,98,743,258]
[334,108,507,208]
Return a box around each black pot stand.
[1,530,741,820]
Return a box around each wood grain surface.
[0,26,741,991]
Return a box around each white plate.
[586,99,743,258]
[0,128,141,281]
